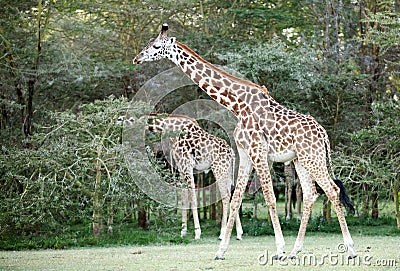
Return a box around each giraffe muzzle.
[133,57,142,65]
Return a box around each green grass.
[0,223,190,251]
[1,235,398,271]
[1,215,398,251]
[1,198,398,251]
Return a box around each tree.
[0,97,153,236]
[336,100,399,222]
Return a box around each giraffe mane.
[175,41,271,97]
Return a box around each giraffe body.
[122,114,243,240]
[133,24,357,260]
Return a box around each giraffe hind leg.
[296,159,357,259]
[182,172,201,240]
[315,175,357,259]
[289,160,318,259]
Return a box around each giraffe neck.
[168,41,273,116]
[147,114,198,133]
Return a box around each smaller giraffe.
[119,114,243,240]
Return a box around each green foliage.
[359,0,400,49]
[0,97,152,237]
[216,39,365,139]
[335,100,400,218]
[1,0,400,247]
[336,100,399,188]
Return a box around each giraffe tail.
[230,184,235,202]
[324,135,336,180]
[333,179,355,216]
[324,135,355,215]
[229,152,235,202]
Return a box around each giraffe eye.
[153,44,161,49]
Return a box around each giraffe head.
[133,23,176,64]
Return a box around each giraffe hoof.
[288,254,297,260]
[214,255,225,260]
[236,237,242,241]
[272,255,285,261]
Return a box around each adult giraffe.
[133,24,357,260]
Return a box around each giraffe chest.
[172,137,214,173]
[191,145,213,173]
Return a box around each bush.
[0,97,152,238]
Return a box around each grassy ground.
[1,234,399,271]
[1,198,398,270]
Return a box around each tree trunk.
[107,216,114,234]
[107,201,114,234]
[393,185,400,229]
[361,183,370,217]
[210,174,216,221]
[24,0,48,137]
[132,200,137,221]
[201,174,207,219]
[323,198,332,223]
[24,78,35,137]
[137,202,147,229]
[296,183,302,221]
[92,157,103,237]
[3,42,24,126]
[0,94,8,130]
[253,195,258,219]
[371,191,378,220]
[359,0,384,127]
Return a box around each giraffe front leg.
[187,177,201,240]
[255,164,285,260]
[180,188,189,238]
[215,147,252,260]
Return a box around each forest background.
[1,0,399,249]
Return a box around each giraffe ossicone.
[133,24,357,260]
